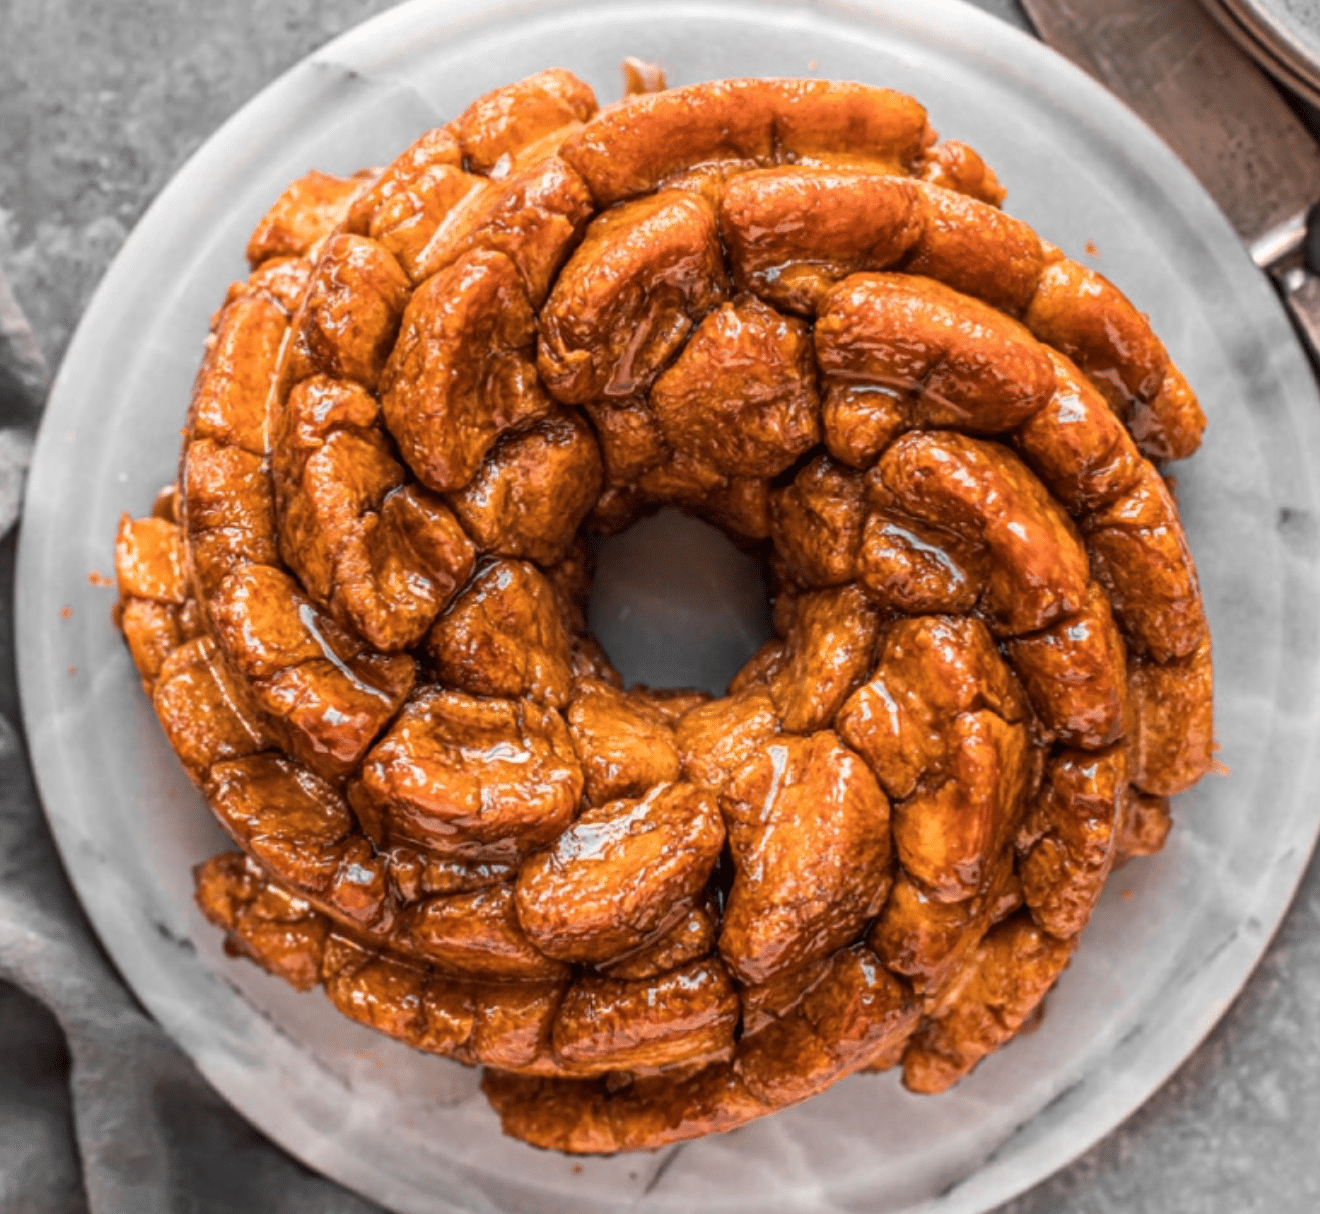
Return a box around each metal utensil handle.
[1275,263,1320,368]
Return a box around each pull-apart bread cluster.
[114,68,1213,1153]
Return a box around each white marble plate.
[17,1,1320,1211]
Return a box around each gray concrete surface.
[0,0,1316,1210]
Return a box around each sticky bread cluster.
[113,68,1213,1154]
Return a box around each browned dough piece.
[246,168,369,267]
[150,484,179,523]
[676,689,780,793]
[817,274,1056,434]
[1130,361,1206,463]
[551,959,739,1073]
[871,852,1020,999]
[625,686,711,726]
[917,140,1006,206]
[890,709,1034,902]
[650,295,821,478]
[569,634,624,689]
[285,234,411,392]
[585,485,649,535]
[446,407,603,565]
[772,78,930,171]
[1084,461,1206,662]
[515,783,723,965]
[902,914,1076,1093]
[857,507,988,616]
[1127,635,1214,795]
[197,851,573,1067]
[1115,786,1173,862]
[634,451,771,542]
[207,563,414,779]
[189,294,286,455]
[903,180,1047,315]
[467,980,570,1071]
[453,68,598,175]
[767,584,882,733]
[345,125,464,236]
[537,190,729,404]
[386,846,514,901]
[398,883,568,981]
[380,248,549,493]
[738,954,836,1038]
[1003,581,1129,749]
[560,77,929,206]
[727,638,788,697]
[411,155,595,306]
[366,163,491,284]
[622,58,667,96]
[180,439,279,601]
[204,752,394,932]
[353,688,583,860]
[225,256,312,317]
[1025,258,1168,415]
[583,396,668,487]
[822,382,912,469]
[273,375,405,613]
[152,636,268,778]
[115,515,187,604]
[319,931,569,1065]
[334,484,477,654]
[1014,349,1145,515]
[194,851,331,991]
[482,941,918,1152]
[719,168,922,315]
[564,678,682,806]
[426,559,574,708]
[1018,745,1127,939]
[719,732,892,985]
[768,455,868,587]
[543,535,594,634]
[319,938,433,1047]
[869,431,1091,636]
[837,617,1028,798]
[837,615,1032,901]
[119,599,185,691]
[598,903,719,980]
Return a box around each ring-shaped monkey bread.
[115,65,1212,1154]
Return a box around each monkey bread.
[113,66,1213,1154]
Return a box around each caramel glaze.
[113,68,1215,1155]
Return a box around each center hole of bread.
[587,508,773,697]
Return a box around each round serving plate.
[1202,0,1320,110]
[17,1,1320,1211]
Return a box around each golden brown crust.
[113,67,1214,1155]
[1024,259,1168,414]
[245,168,372,267]
[560,78,930,206]
[537,190,729,403]
[901,914,1075,1093]
[720,732,893,985]
[515,783,723,963]
[817,274,1057,434]
[917,139,1007,207]
[381,248,548,493]
[1083,463,1207,662]
[1127,635,1214,795]
[1017,746,1127,938]
[454,68,598,176]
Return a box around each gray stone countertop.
[1,0,1317,1210]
